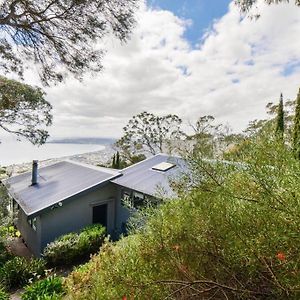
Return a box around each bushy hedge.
[65,135,300,299]
[22,275,64,300]
[0,257,46,290]
[43,224,106,266]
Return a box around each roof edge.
[11,172,122,218]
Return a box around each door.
[92,204,108,228]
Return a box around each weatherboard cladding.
[111,154,187,198]
[4,161,120,217]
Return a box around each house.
[2,154,186,256]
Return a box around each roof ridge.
[64,159,120,176]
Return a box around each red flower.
[276,252,286,261]
[122,296,127,300]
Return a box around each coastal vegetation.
[63,91,300,299]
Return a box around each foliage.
[65,129,300,299]
[0,240,12,268]
[275,93,284,137]
[22,275,64,300]
[0,76,52,144]
[0,257,46,290]
[292,88,300,159]
[0,184,10,228]
[111,151,123,169]
[187,115,241,158]
[0,0,138,85]
[235,0,300,14]
[243,97,295,145]
[43,224,106,266]
[0,286,9,300]
[111,151,146,169]
[116,111,184,162]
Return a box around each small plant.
[43,224,106,266]
[22,275,64,300]
[0,257,46,290]
[0,239,12,268]
[0,285,9,300]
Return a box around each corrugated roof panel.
[4,161,120,216]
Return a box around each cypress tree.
[293,88,300,160]
[116,151,120,169]
[112,154,116,168]
[275,93,284,137]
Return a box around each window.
[28,217,37,231]
[121,189,160,209]
[121,189,145,209]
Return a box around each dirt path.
[7,238,33,258]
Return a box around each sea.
[0,138,105,167]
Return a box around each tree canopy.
[292,88,300,159]
[116,111,184,161]
[0,0,138,85]
[275,93,284,137]
[0,76,52,144]
[235,0,300,13]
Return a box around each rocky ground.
[3,145,115,177]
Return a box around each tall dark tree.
[275,93,284,137]
[293,88,300,159]
[0,0,138,85]
[111,154,116,168]
[115,151,120,169]
[0,76,52,144]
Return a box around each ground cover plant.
[0,285,9,300]
[65,128,300,299]
[0,256,46,290]
[22,275,65,300]
[43,224,106,266]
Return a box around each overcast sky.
[17,1,300,138]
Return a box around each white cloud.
[24,0,300,138]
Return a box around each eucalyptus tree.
[236,0,300,13]
[0,76,52,145]
[116,111,184,161]
[0,0,139,85]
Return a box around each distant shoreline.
[4,144,116,176]
[47,137,116,145]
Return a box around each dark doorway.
[92,204,107,227]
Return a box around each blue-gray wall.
[39,183,117,252]
[17,208,41,257]
[114,185,134,236]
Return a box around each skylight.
[152,162,176,172]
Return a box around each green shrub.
[22,275,64,300]
[43,224,106,266]
[0,285,9,300]
[0,257,46,290]
[65,135,300,299]
[0,239,12,268]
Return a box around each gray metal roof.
[111,154,188,198]
[3,160,120,217]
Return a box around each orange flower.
[276,252,286,261]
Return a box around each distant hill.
[48,137,116,145]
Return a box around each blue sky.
[147,0,231,45]
[21,1,300,138]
